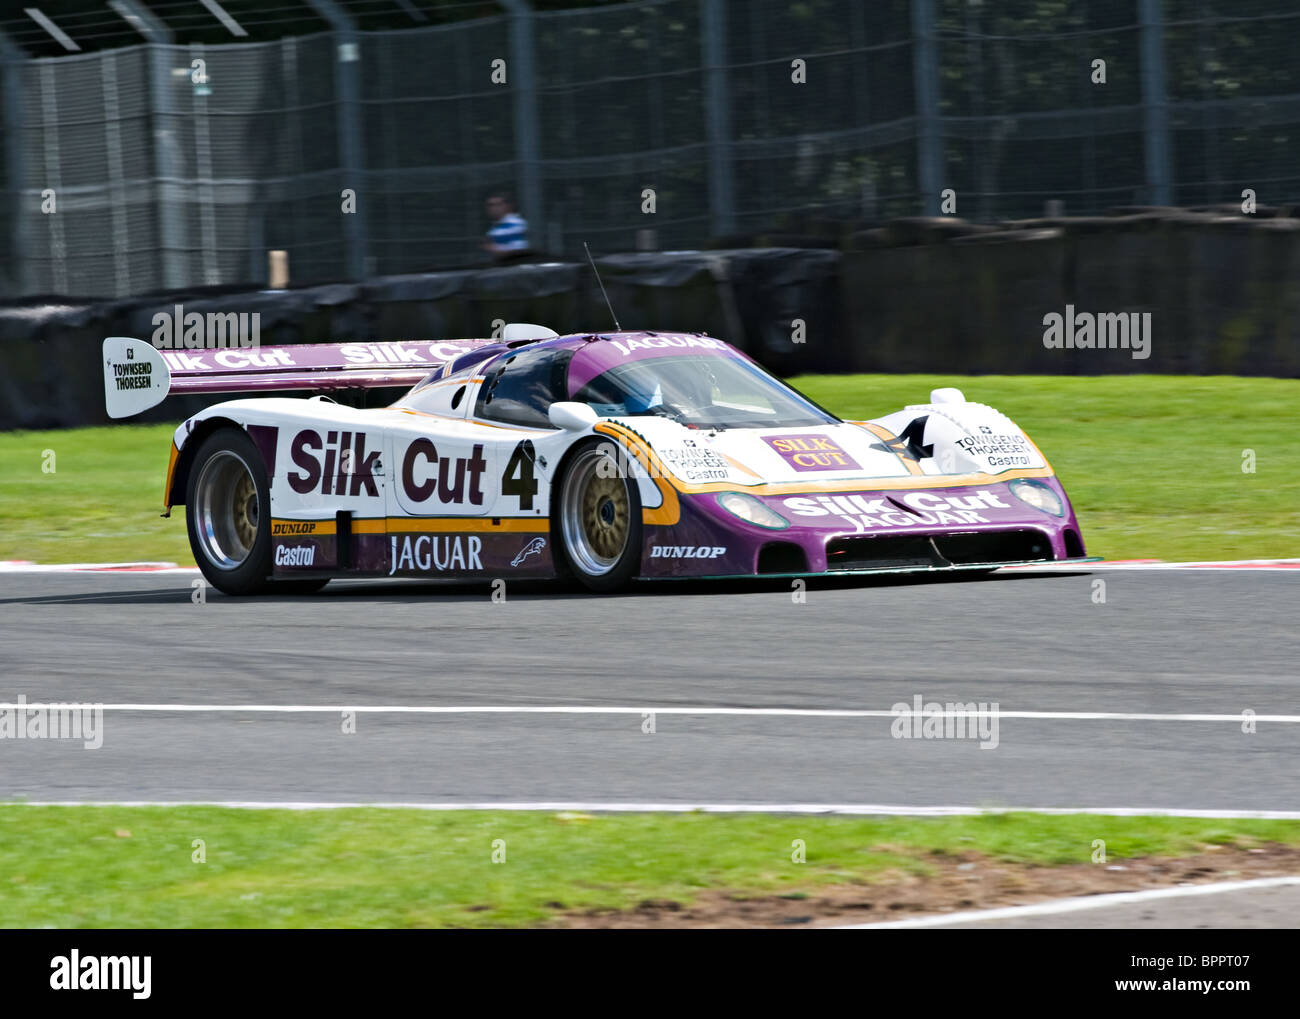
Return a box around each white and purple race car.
[103,325,1087,594]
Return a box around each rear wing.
[102,336,502,419]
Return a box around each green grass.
[0,423,193,565]
[1,375,1297,564]
[1,806,1297,928]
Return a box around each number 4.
[502,440,538,510]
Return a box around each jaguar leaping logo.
[511,537,546,567]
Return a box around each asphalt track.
[1,567,1296,811]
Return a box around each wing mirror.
[548,401,599,431]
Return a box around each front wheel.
[186,427,273,596]
[555,438,643,592]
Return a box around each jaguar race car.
[102,325,1087,594]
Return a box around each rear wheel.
[186,427,274,596]
[556,439,642,592]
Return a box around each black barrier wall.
[0,249,843,429]
[2,214,1298,430]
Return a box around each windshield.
[570,354,836,430]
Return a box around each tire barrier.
[3,212,1297,430]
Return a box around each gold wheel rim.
[232,472,258,551]
[582,474,629,560]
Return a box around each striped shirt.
[488,213,529,251]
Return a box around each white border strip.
[2,703,1296,722]
[6,801,1300,819]
[831,876,1300,929]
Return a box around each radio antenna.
[584,242,621,332]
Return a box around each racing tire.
[554,437,643,592]
[185,426,275,596]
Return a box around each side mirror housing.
[548,401,599,431]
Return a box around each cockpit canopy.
[397,334,836,430]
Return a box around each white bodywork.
[171,379,1048,525]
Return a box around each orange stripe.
[857,422,926,476]
[353,517,548,534]
[719,451,762,479]
[162,441,180,515]
[1023,432,1056,475]
[271,517,547,535]
[271,517,546,532]
[593,421,682,525]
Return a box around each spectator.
[482,192,529,259]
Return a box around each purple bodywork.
[644,477,1083,579]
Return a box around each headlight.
[1009,479,1065,516]
[716,491,790,529]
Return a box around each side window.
[396,365,476,415]
[475,346,572,428]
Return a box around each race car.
[102,325,1087,594]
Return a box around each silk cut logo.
[763,434,861,472]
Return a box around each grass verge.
[0,423,192,565]
[1,806,1298,928]
[1,375,1297,564]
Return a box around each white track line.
[6,801,1300,819]
[1,703,1296,722]
[830,876,1300,929]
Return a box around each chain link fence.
[3,0,1300,299]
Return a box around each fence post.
[500,1,543,252]
[307,0,369,280]
[701,0,734,238]
[910,0,942,216]
[111,0,186,291]
[37,62,68,294]
[1138,0,1172,205]
[189,41,219,285]
[101,51,132,294]
[0,30,29,296]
